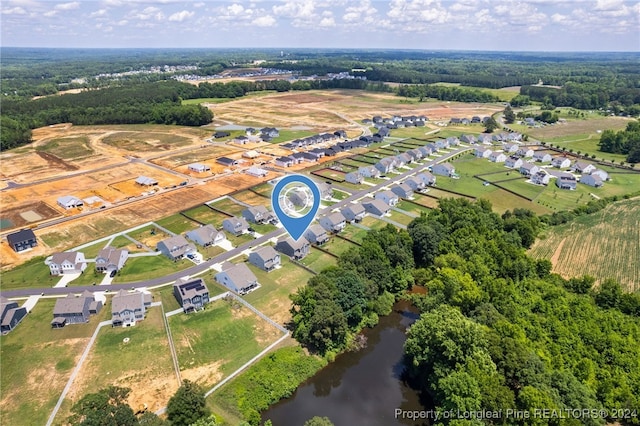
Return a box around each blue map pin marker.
[271,174,320,240]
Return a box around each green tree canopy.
[166,380,210,426]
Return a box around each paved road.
[0,145,470,299]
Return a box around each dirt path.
[550,237,566,266]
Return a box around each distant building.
[556,172,577,190]
[6,229,37,253]
[57,195,84,210]
[135,176,158,186]
[188,163,210,173]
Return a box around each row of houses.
[364,115,428,128]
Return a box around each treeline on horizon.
[287,197,640,426]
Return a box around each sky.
[1,0,639,51]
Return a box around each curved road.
[1,144,471,299]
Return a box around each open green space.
[108,235,148,253]
[389,127,439,139]
[350,155,377,165]
[297,247,337,274]
[66,268,104,286]
[168,299,280,383]
[102,132,192,151]
[227,232,255,248]
[182,205,228,228]
[208,198,246,217]
[321,236,358,257]
[199,244,228,260]
[546,138,629,164]
[36,136,94,160]
[496,179,547,200]
[340,224,370,243]
[396,199,432,216]
[126,224,172,246]
[431,82,517,102]
[155,214,199,234]
[67,306,174,404]
[411,193,441,209]
[361,215,391,230]
[74,240,108,259]
[388,209,416,226]
[112,255,191,283]
[250,222,278,235]
[249,183,273,198]
[0,298,109,426]
[243,257,315,320]
[0,256,57,290]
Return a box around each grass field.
[396,200,432,216]
[0,298,109,426]
[112,255,192,283]
[297,247,337,275]
[0,256,57,290]
[61,306,177,417]
[528,197,640,291]
[321,236,358,257]
[155,214,200,234]
[37,136,94,160]
[340,224,371,243]
[168,298,282,385]
[209,198,246,217]
[102,132,192,152]
[182,205,229,228]
[243,257,315,324]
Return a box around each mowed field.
[528,197,640,292]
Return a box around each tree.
[304,417,335,426]
[189,415,220,426]
[166,380,210,426]
[483,116,499,133]
[68,386,137,426]
[503,105,516,124]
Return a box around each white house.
[49,251,87,275]
[57,195,84,210]
[505,156,523,169]
[580,174,604,188]
[188,163,210,173]
[489,152,507,163]
[432,163,456,177]
[552,156,572,169]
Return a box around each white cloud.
[319,16,336,27]
[226,4,245,16]
[55,2,80,11]
[90,9,108,18]
[273,0,317,27]
[386,0,452,30]
[168,10,194,22]
[193,2,205,8]
[253,15,276,27]
[2,6,27,14]
[343,0,378,24]
[44,10,57,17]
[128,6,164,21]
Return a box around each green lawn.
[0,298,109,426]
[37,136,94,160]
[297,247,337,274]
[66,268,103,287]
[74,240,109,258]
[340,224,370,243]
[388,210,416,226]
[182,205,229,228]
[1,256,57,290]
[496,179,547,200]
[266,130,317,144]
[361,215,391,230]
[199,244,228,260]
[126,225,172,247]
[322,236,358,257]
[112,255,192,283]
[155,214,200,234]
[396,200,432,216]
[243,258,315,319]
[208,198,246,217]
[168,299,281,384]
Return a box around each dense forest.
[289,198,640,426]
[598,121,640,164]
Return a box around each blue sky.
[1,0,639,51]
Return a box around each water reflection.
[262,302,432,426]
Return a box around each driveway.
[54,272,82,288]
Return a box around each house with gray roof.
[556,172,577,190]
[215,262,259,294]
[396,152,412,166]
[242,205,276,225]
[275,236,310,260]
[375,158,395,174]
[375,190,399,207]
[519,162,540,177]
[489,152,507,163]
[446,137,460,147]
[591,169,609,181]
[57,195,84,210]
[156,235,196,261]
[533,151,552,163]
[95,247,128,273]
[358,165,381,178]
[188,163,211,173]
[222,217,250,236]
[432,163,456,177]
[341,204,366,223]
[345,172,363,184]
[531,170,551,185]
[319,212,347,233]
[174,277,210,313]
[51,291,102,328]
[404,176,425,191]
[572,161,596,174]
[135,176,158,186]
[1,297,27,334]
[502,142,520,153]
[435,139,449,149]
[416,172,436,187]
[475,146,492,158]
[111,290,150,327]
[580,174,604,188]
[505,156,523,169]
[6,229,37,253]
[48,251,87,276]
[186,225,226,247]
[460,134,477,144]
[552,156,572,169]
[418,146,432,157]
[275,156,295,167]
[516,147,535,158]
[391,183,413,199]
[363,199,391,216]
[304,225,330,245]
[249,246,281,272]
[317,182,334,199]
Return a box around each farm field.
[0,298,110,426]
[528,197,640,291]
